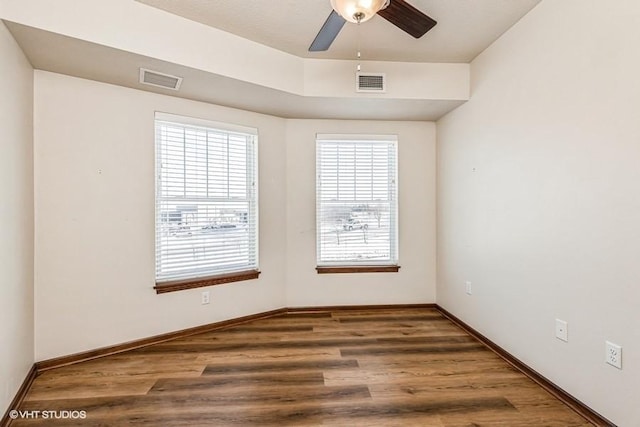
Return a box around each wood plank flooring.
[13,308,592,426]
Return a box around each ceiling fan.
[309,0,437,52]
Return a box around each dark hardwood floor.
[13,308,592,426]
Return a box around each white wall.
[33,72,288,360]
[437,1,640,425]
[33,72,438,360]
[0,21,34,414]
[286,120,436,306]
[302,60,469,101]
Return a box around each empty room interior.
[1,0,638,425]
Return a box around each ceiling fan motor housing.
[330,0,389,23]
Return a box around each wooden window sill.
[316,265,400,274]
[155,269,260,294]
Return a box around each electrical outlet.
[555,319,568,342]
[465,281,472,295]
[605,341,622,369]
[201,291,210,305]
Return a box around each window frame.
[315,134,399,273]
[153,112,260,294]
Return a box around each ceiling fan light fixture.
[330,0,389,23]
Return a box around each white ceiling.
[136,0,541,63]
[3,0,542,121]
[6,22,465,121]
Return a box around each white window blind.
[155,113,258,283]
[316,134,398,266]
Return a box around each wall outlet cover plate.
[606,341,622,369]
[555,319,568,342]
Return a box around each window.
[154,113,259,293]
[316,134,398,272]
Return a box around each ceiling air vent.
[356,72,386,93]
[139,68,183,91]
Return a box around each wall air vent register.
[356,72,386,93]
[139,68,183,90]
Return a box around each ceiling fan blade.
[309,10,346,51]
[377,0,437,39]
